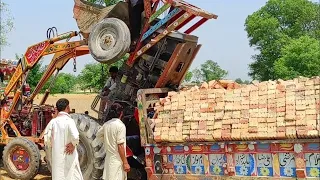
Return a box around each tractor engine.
[8,105,54,137]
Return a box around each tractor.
[0,0,217,179]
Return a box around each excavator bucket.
[73,0,130,36]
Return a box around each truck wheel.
[71,113,105,180]
[2,137,41,180]
[89,18,131,64]
[46,114,105,180]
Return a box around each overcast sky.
[1,0,272,80]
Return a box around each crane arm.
[3,31,86,97]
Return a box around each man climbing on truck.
[126,0,144,49]
[100,66,119,118]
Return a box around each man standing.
[97,103,130,180]
[44,98,83,180]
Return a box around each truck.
[0,0,217,179]
[136,78,320,179]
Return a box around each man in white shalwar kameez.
[44,98,83,180]
[97,103,130,180]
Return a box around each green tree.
[200,60,228,81]
[191,68,203,83]
[50,73,77,94]
[245,0,319,81]
[0,2,14,48]
[87,0,119,6]
[184,71,193,83]
[274,35,320,80]
[15,54,44,90]
[78,55,127,91]
[235,78,251,84]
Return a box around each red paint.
[184,18,208,34]
[25,41,50,66]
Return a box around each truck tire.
[2,137,41,180]
[46,114,105,180]
[89,18,131,64]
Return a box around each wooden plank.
[148,3,171,23]
[141,7,180,41]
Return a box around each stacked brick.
[152,77,320,143]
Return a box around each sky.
[1,0,271,81]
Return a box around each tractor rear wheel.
[89,17,131,64]
[2,137,41,180]
[46,114,105,180]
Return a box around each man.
[99,66,119,118]
[101,66,119,96]
[43,98,83,180]
[97,103,130,180]
[126,0,144,48]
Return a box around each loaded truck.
[136,78,320,179]
[0,0,217,179]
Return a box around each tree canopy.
[245,0,319,81]
[184,60,228,83]
[0,2,14,48]
[274,35,320,80]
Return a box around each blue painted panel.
[279,153,296,177]
[234,154,255,176]
[305,153,320,177]
[141,8,180,42]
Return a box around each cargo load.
[151,76,320,142]
[136,77,320,179]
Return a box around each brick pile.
[152,77,320,142]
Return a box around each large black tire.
[2,137,41,180]
[46,114,105,180]
[89,18,131,64]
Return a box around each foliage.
[191,68,203,83]
[200,60,228,82]
[50,73,78,94]
[87,0,120,6]
[15,54,78,94]
[15,54,44,90]
[187,60,227,83]
[235,78,250,84]
[274,35,320,80]
[184,71,193,83]
[0,2,14,48]
[245,0,319,81]
[78,54,127,91]
[0,1,13,47]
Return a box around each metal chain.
[73,49,77,72]
[73,58,77,72]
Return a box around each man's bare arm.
[118,143,128,164]
[118,143,130,172]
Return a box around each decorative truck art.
[136,77,320,179]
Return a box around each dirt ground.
[0,93,99,179]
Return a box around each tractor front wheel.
[2,137,41,180]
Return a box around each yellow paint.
[272,153,280,176]
[191,146,201,152]
[4,64,23,95]
[279,143,293,150]
[236,144,248,151]
[202,154,209,174]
